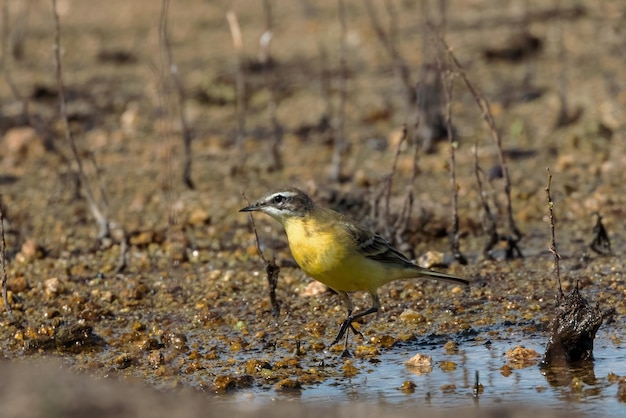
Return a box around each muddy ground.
[0,0,624,415]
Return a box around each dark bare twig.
[241,192,281,316]
[473,143,498,257]
[369,0,424,240]
[294,339,303,356]
[365,0,429,242]
[0,195,20,326]
[541,171,615,367]
[589,212,611,255]
[438,36,522,251]
[473,370,481,398]
[329,0,348,182]
[370,125,417,245]
[159,0,195,189]
[374,126,407,237]
[51,0,110,240]
[545,168,563,298]
[435,52,467,264]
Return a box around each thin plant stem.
[438,35,521,243]
[545,168,564,298]
[159,0,195,189]
[51,0,110,240]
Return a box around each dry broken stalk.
[439,36,522,248]
[159,0,195,189]
[51,0,110,240]
[370,125,418,245]
[435,49,467,264]
[541,171,614,367]
[589,212,611,255]
[473,143,498,257]
[545,168,564,298]
[373,126,407,237]
[241,192,281,316]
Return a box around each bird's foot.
[331,315,362,346]
[349,323,363,339]
[331,318,351,346]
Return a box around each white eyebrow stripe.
[267,191,299,200]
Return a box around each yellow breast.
[282,216,395,293]
[283,217,346,277]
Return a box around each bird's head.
[239,188,314,223]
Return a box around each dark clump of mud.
[542,284,614,366]
[20,322,104,354]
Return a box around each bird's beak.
[239,202,259,212]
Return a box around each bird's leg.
[348,291,381,326]
[331,292,355,346]
[341,328,352,358]
[331,309,354,346]
[332,307,379,347]
[331,291,381,347]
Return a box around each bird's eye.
[272,195,285,205]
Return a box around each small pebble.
[417,251,446,269]
[400,380,416,393]
[44,277,63,296]
[406,353,433,375]
[275,378,302,392]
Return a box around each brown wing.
[342,221,414,267]
[340,218,469,286]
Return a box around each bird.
[240,187,469,355]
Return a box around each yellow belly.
[283,217,398,293]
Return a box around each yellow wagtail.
[240,188,469,353]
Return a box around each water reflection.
[540,361,597,388]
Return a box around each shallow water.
[219,331,625,417]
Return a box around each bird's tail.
[413,266,469,286]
